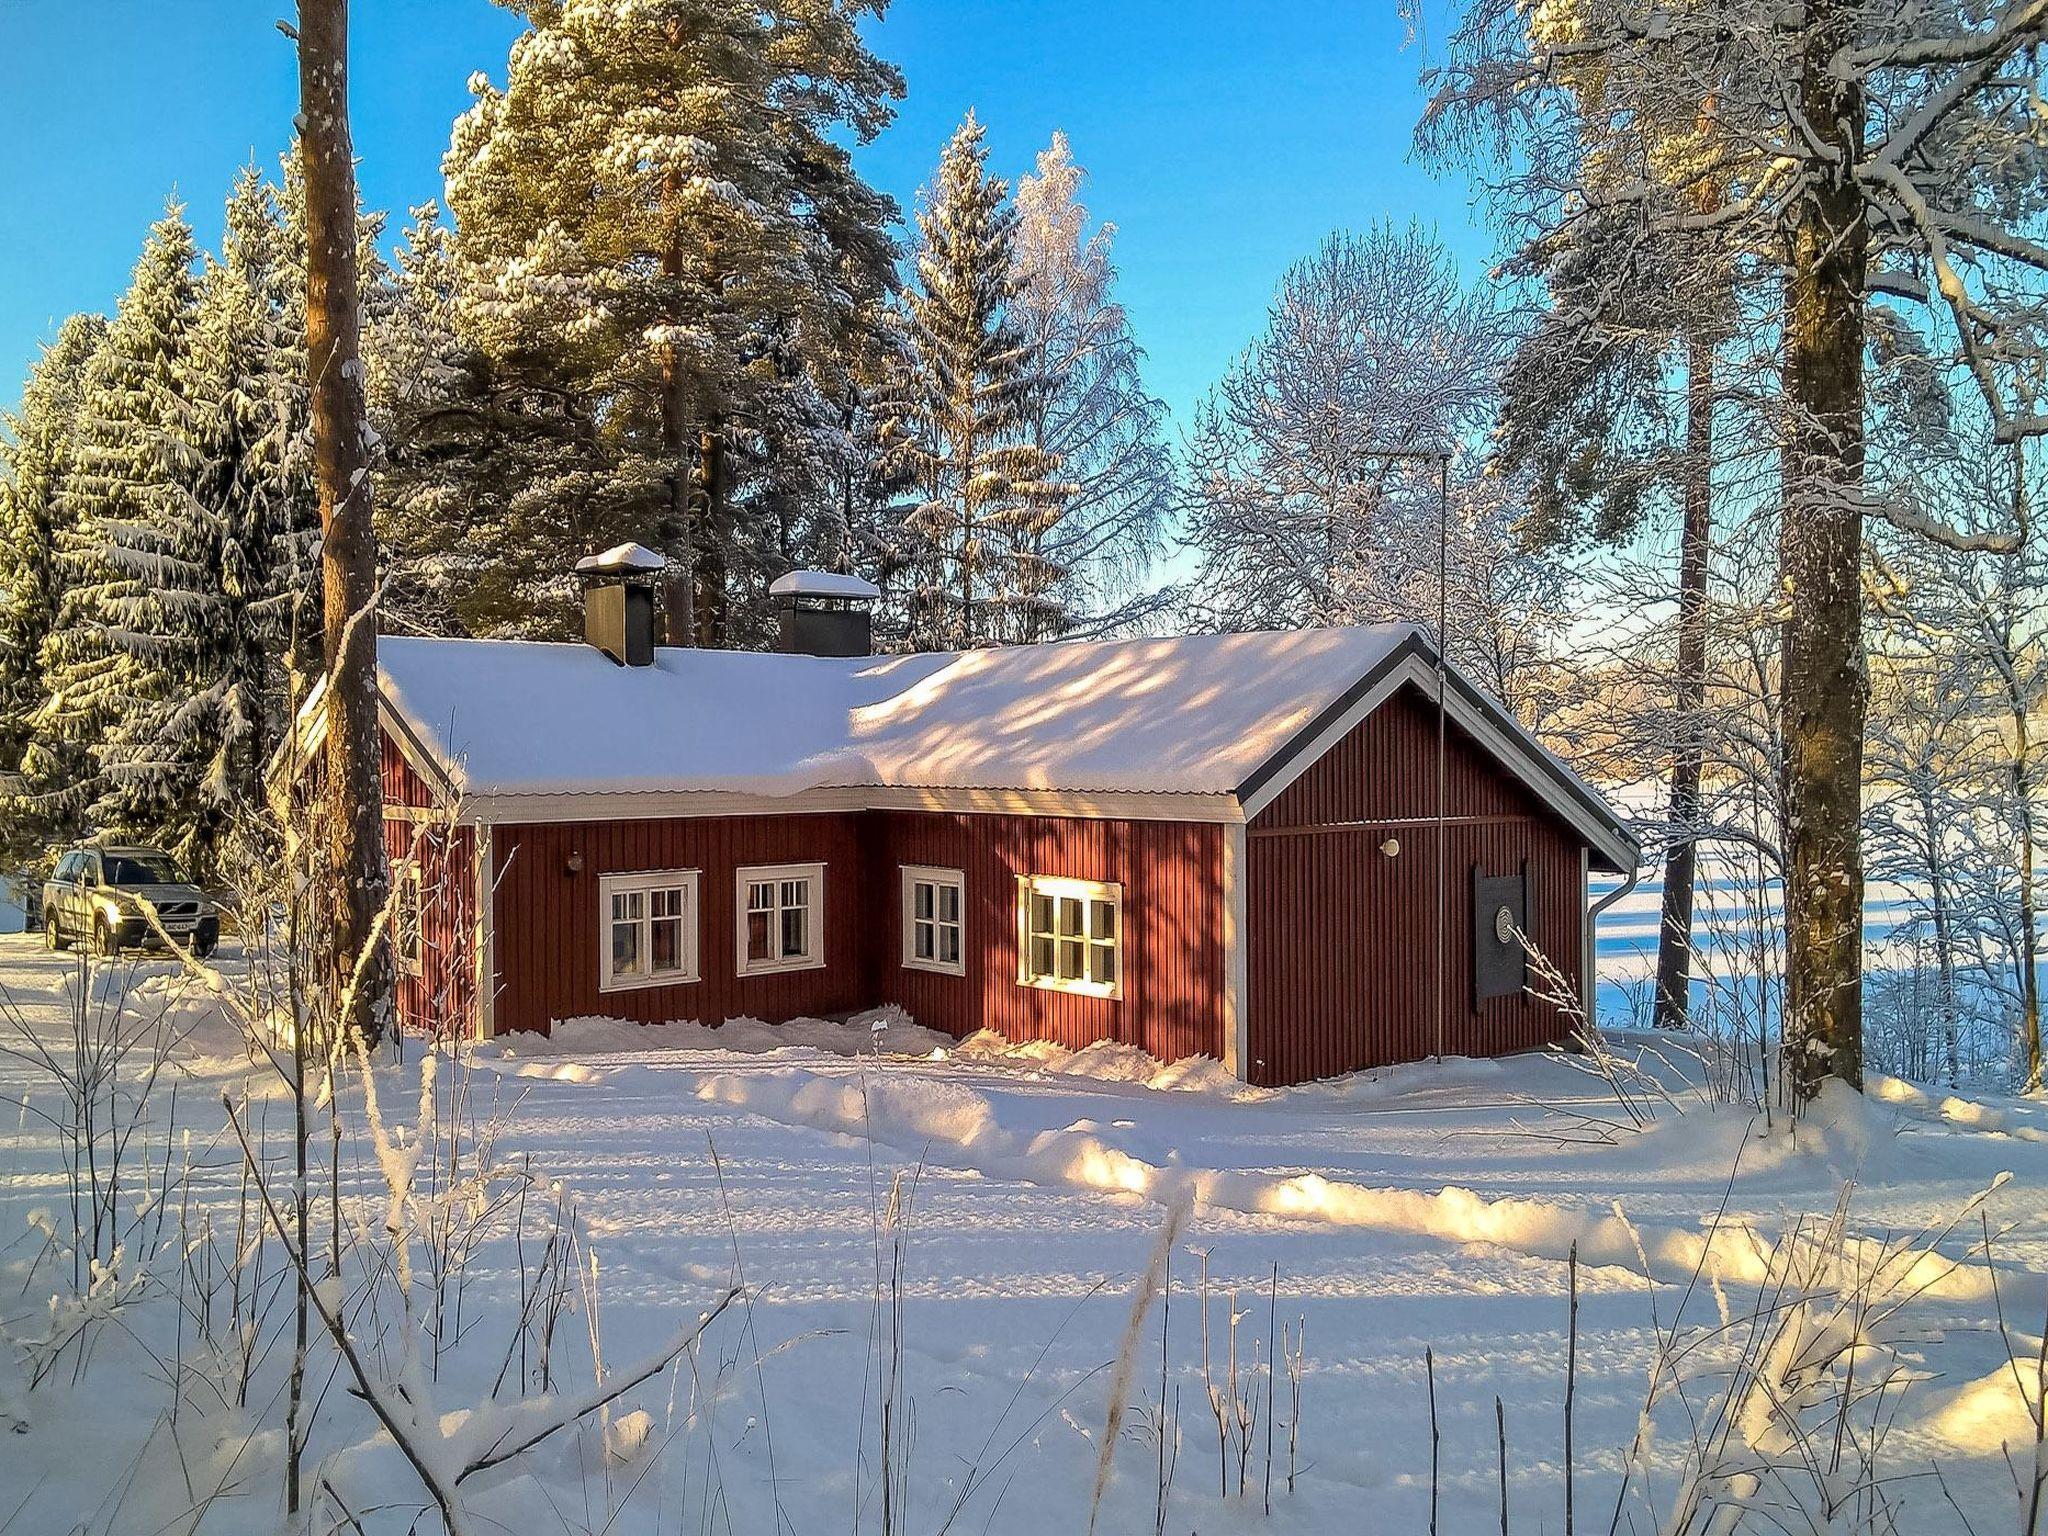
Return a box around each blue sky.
[0,0,1492,425]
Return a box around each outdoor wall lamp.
[1380,837,1400,857]
[565,849,585,876]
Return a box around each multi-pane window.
[1016,875,1121,998]
[393,861,424,976]
[736,863,824,975]
[599,870,700,991]
[901,865,965,976]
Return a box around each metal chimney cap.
[769,569,881,600]
[575,542,665,576]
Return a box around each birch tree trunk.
[1654,334,1714,1031]
[300,0,391,1045]
[1778,0,1868,1101]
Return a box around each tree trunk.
[960,430,976,649]
[1779,0,1868,1103]
[1933,881,1959,1087]
[1654,334,1714,1031]
[300,0,390,1049]
[694,424,726,646]
[659,361,695,647]
[2017,704,2042,1092]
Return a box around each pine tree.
[27,205,203,844]
[300,0,392,1051]
[94,170,317,872]
[1009,133,1170,638]
[888,113,1066,649]
[442,0,902,646]
[0,313,106,867]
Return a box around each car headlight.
[97,895,133,920]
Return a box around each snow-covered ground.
[0,933,2040,1534]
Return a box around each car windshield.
[102,854,184,885]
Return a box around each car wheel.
[193,933,217,960]
[95,915,121,958]
[45,912,66,952]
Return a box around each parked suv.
[42,846,219,958]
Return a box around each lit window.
[394,861,423,976]
[901,865,965,976]
[1016,875,1121,998]
[736,863,825,975]
[599,870,700,992]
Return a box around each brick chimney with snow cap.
[770,569,881,657]
[575,542,663,666]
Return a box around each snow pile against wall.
[953,1029,1258,1097]
[482,1005,950,1063]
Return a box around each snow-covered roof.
[574,542,665,575]
[373,626,1638,868]
[379,627,1414,798]
[768,570,882,600]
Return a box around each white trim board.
[1221,821,1248,1080]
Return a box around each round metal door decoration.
[1493,904,1516,945]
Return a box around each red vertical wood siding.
[477,807,1225,1056]
[380,682,1592,1081]
[1245,684,1585,1086]
[380,728,474,1038]
[383,816,475,1040]
[870,811,1226,1060]
[486,814,872,1035]
[380,734,438,808]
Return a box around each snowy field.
[0,933,2042,1535]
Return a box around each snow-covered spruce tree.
[27,205,204,847]
[0,313,106,868]
[1422,0,2048,1101]
[371,203,619,639]
[94,170,318,874]
[888,113,1070,649]
[826,324,924,646]
[443,0,901,647]
[1179,225,1563,710]
[1009,133,1171,638]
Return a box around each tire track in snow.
[680,1063,2019,1306]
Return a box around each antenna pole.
[1344,445,1455,1061]
[1436,450,1449,1064]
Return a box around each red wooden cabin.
[334,553,1637,1087]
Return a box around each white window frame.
[901,865,966,976]
[1016,874,1123,1000]
[735,862,826,976]
[393,859,424,977]
[599,869,701,993]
